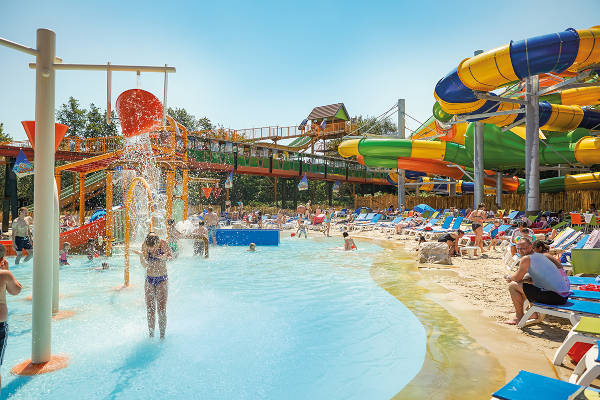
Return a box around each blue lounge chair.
[569,276,597,286]
[492,370,600,400]
[518,299,600,328]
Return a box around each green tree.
[0,123,12,142]
[85,104,118,138]
[56,97,87,137]
[167,107,213,132]
[325,115,397,153]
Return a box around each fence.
[354,191,600,212]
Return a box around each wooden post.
[182,169,189,220]
[165,170,175,224]
[79,173,85,225]
[105,170,113,256]
[71,172,76,214]
[274,177,278,206]
[352,183,356,209]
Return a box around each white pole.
[525,75,540,215]
[52,181,59,315]
[163,64,168,127]
[32,28,55,363]
[472,50,485,208]
[397,99,405,210]
[106,62,111,124]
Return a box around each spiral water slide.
[339,26,600,193]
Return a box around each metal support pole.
[472,50,485,209]
[162,64,168,127]
[525,75,540,215]
[79,173,85,226]
[32,28,55,363]
[106,62,111,124]
[473,121,485,207]
[105,171,113,257]
[449,178,456,197]
[182,169,189,220]
[397,99,406,209]
[496,172,503,208]
[52,181,59,315]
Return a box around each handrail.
[190,121,357,142]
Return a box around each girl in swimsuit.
[469,203,487,255]
[322,211,331,237]
[140,233,173,339]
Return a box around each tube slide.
[340,123,600,170]
[433,26,600,131]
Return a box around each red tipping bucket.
[21,121,69,151]
[116,89,163,138]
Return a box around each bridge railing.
[58,136,123,154]
[190,121,357,142]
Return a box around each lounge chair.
[356,214,383,231]
[379,216,403,233]
[405,218,440,236]
[553,317,600,366]
[492,370,600,400]
[570,343,600,386]
[423,216,465,240]
[517,299,600,328]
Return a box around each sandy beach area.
[290,224,578,397]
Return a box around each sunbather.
[504,237,569,325]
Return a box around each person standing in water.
[139,233,172,339]
[204,208,218,245]
[343,232,357,251]
[0,244,22,392]
[166,219,182,257]
[11,207,33,264]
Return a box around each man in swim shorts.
[204,208,218,245]
[0,245,22,391]
[193,221,208,257]
[11,207,33,264]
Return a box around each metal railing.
[191,121,357,142]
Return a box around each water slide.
[433,26,600,130]
[1,217,106,257]
[339,26,600,193]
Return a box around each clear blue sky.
[1,0,598,140]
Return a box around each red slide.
[1,218,106,257]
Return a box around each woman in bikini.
[469,203,487,254]
[140,233,173,339]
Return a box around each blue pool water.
[3,237,426,399]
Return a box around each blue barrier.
[215,229,280,246]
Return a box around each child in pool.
[86,238,95,261]
[343,232,357,251]
[95,262,109,271]
[60,242,71,266]
[248,243,256,252]
[296,219,307,238]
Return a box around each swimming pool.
[3,237,426,399]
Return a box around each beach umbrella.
[413,203,436,214]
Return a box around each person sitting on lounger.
[437,230,464,256]
[504,237,569,325]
